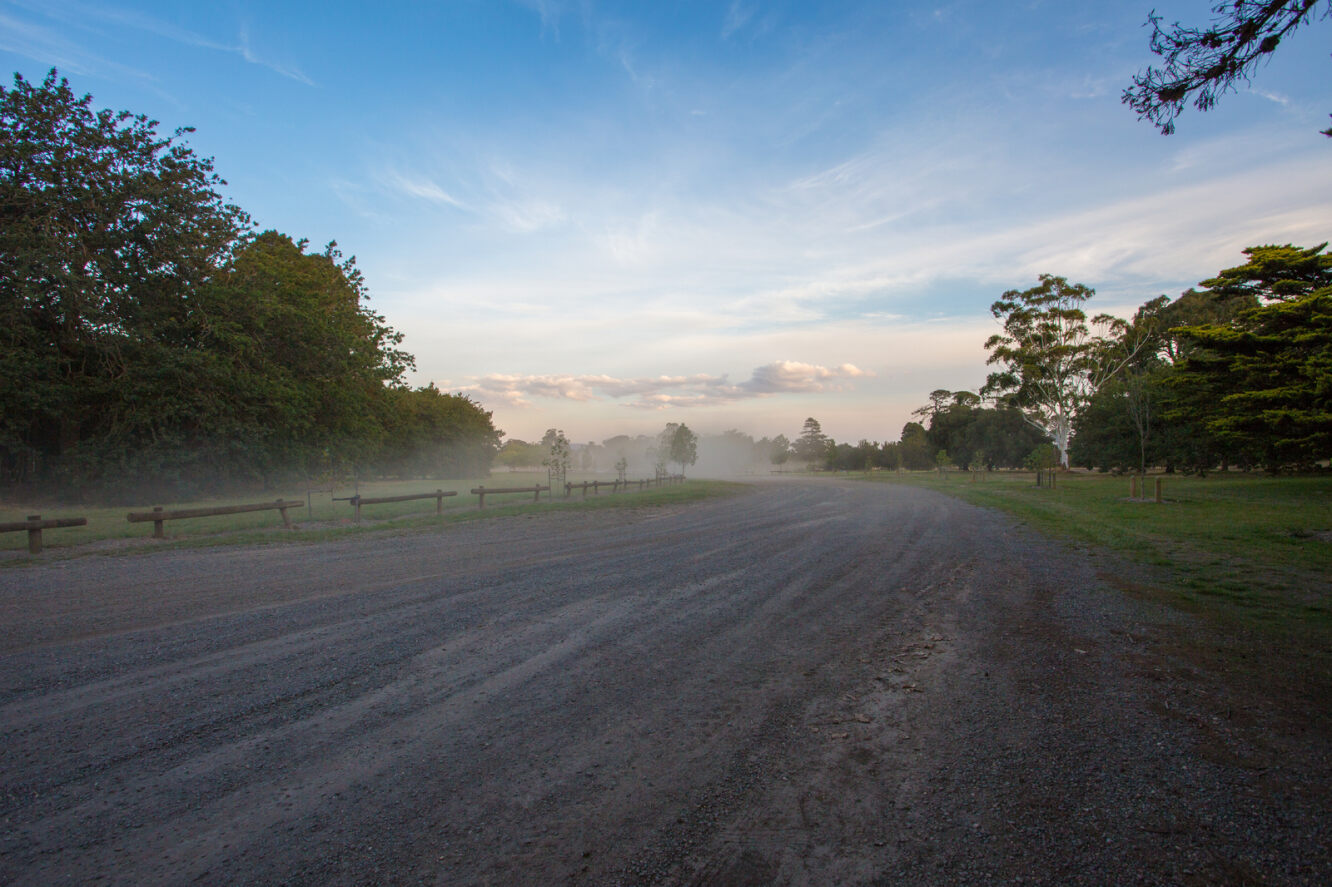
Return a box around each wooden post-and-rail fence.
[127,499,303,538]
[1,515,88,554]
[347,489,458,521]
[471,485,550,508]
[565,475,685,498]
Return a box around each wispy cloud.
[454,362,871,409]
[0,9,159,85]
[721,1,755,39]
[378,169,469,209]
[6,0,314,84]
[233,21,313,85]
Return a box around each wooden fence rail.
[347,489,458,521]
[127,499,302,538]
[566,480,624,497]
[470,485,550,508]
[565,475,685,498]
[1,515,88,554]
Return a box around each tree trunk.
[1054,414,1071,468]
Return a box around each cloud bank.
[455,361,870,409]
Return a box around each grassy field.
[1,473,745,558]
[860,469,1332,636]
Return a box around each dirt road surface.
[1,480,1327,885]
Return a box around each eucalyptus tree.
[983,275,1143,467]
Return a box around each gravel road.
[1,480,1327,885]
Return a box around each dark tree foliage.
[1,70,248,488]
[922,392,1050,470]
[0,71,501,497]
[898,422,936,471]
[1069,245,1331,474]
[793,417,829,467]
[377,386,502,479]
[1173,244,1332,470]
[1124,0,1332,136]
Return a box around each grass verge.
[857,468,1326,641]
[859,469,1332,710]
[1,477,749,562]
[864,470,1331,629]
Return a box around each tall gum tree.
[983,275,1143,467]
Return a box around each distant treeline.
[1,70,500,500]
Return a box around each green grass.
[860,469,1332,635]
[0,474,747,560]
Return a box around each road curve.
[0,480,1326,885]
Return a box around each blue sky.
[4,0,1329,445]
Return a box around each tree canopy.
[1066,244,1331,474]
[1172,244,1332,470]
[982,275,1140,467]
[793,417,828,467]
[665,423,699,473]
[0,70,501,496]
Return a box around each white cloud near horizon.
[453,361,871,409]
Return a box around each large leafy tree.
[1124,0,1331,137]
[378,385,501,478]
[1173,244,1332,470]
[983,275,1141,467]
[199,231,413,474]
[1,70,504,495]
[665,423,698,474]
[1,69,249,482]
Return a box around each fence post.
[533,486,541,503]
[477,487,486,509]
[1130,476,1138,499]
[152,506,165,539]
[277,500,293,529]
[26,515,41,555]
[1155,478,1163,503]
[353,495,362,523]
[436,490,445,514]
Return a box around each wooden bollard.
[151,506,166,539]
[1130,476,1139,499]
[1155,478,1163,503]
[476,486,486,509]
[26,515,41,555]
[353,495,362,522]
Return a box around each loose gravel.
[0,480,1326,885]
